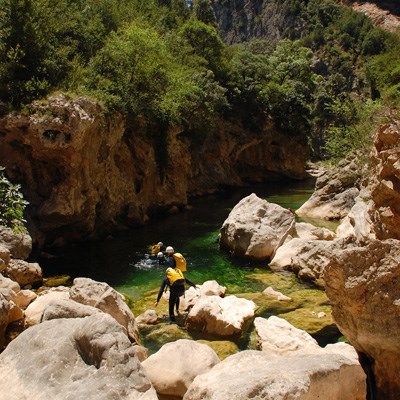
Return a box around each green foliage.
[0,167,28,232]
[87,21,226,127]
[0,0,398,165]
[192,0,217,27]
[324,98,379,161]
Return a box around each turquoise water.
[40,180,316,300]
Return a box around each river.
[39,178,342,351]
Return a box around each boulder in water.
[219,193,295,260]
[185,295,257,337]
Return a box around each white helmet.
[166,246,174,254]
[158,242,163,247]
[157,252,164,258]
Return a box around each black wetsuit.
[156,256,196,321]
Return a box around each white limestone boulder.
[185,295,257,337]
[41,298,102,321]
[254,316,320,355]
[183,280,226,310]
[24,287,70,326]
[219,193,295,260]
[142,339,220,397]
[0,313,158,399]
[70,277,140,344]
[262,287,292,302]
[295,222,335,240]
[136,310,160,325]
[183,350,366,400]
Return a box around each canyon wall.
[0,94,307,246]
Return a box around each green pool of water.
[40,179,342,353]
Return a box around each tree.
[192,0,217,27]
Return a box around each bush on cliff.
[0,167,28,232]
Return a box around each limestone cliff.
[0,94,307,245]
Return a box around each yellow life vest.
[173,253,187,272]
[166,268,184,285]
[150,244,161,255]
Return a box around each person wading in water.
[153,246,197,322]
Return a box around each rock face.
[349,1,400,32]
[70,277,140,344]
[0,94,307,246]
[219,193,295,260]
[183,350,366,400]
[296,156,363,221]
[324,239,400,400]
[142,339,220,397]
[185,295,257,338]
[0,313,157,399]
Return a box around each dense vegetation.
[1,0,400,162]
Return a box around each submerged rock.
[0,313,157,399]
[185,295,257,338]
[142,339,220,398]
[219,193,295,260]
[325,239,400,400]
[262,287,292,302]
[183,350,366,400]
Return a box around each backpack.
[173,253,187,272]
[166,268,184,285]
[150,244,161,255]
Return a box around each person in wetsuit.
[153,247,197,322]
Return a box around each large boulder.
[142,339,220,397]
[0,293,10,348]
[0,313,157,399]
[219,193,295,260]
[0,228,32,260]
[183,350,366,400]
[182,280,226,310]
[24,287,70,326]
[294,222,335,241]
[41,298,102,321]
[70,277,140,344]
[254,316,320,355]
[296,156,363,221]
[185,295,257,337]
[4,259,43,287]
[269,237,357,287]
[325,239,400,400]
[0,245,10,272]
